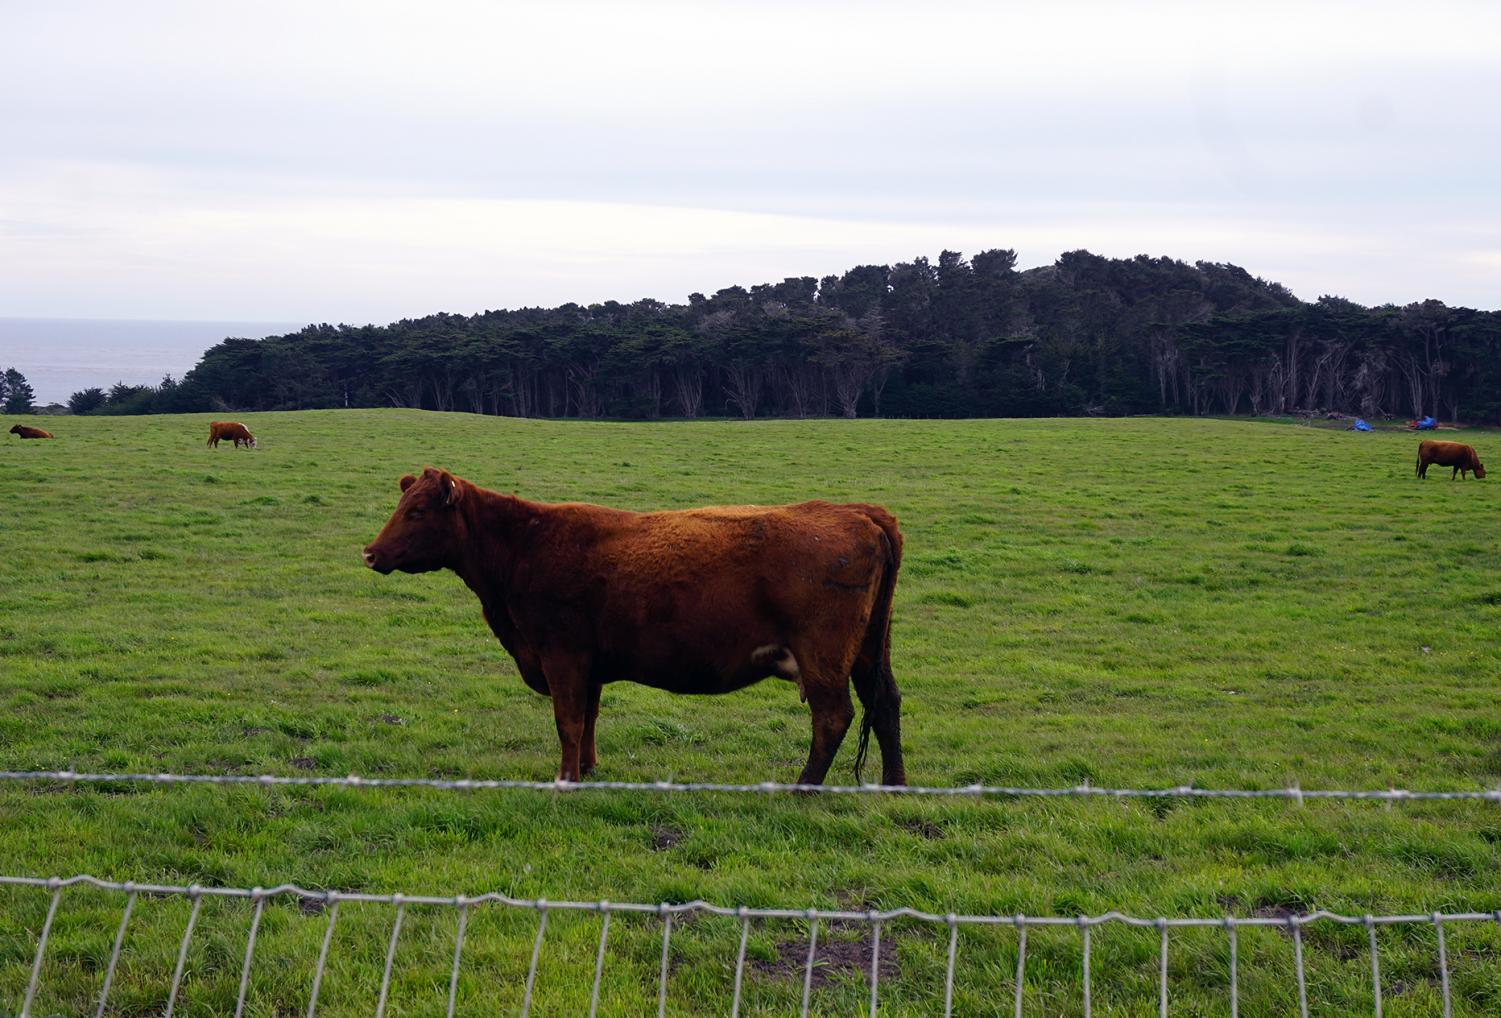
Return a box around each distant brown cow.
[363,467,906,785]
[207,421,256,449]
[9,424,53,439]
[1417,440,1485,480]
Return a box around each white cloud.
[1,1,1499,318]
[8,160,1495,320]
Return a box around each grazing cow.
[207,421,256,449]
[363,467,906,785]
[9,424,53,439]
[1417,440,1485,480]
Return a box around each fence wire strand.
[1435,914,1452,1018]
[730,913,750,1018]
[307,898,339,1018]
[7,874,1501,1017]
[163,891,201,1018]
[93,889,133,1018]
[1290,917,1308,1018]
[1226,918,1239,1018]
[589,908,610,1018]
[799,913,818,1018]
[445,902,467,1018]
[5,768,1500,803]
[233,893,265,1018]
[1013,918,1027,1018]
[941,917,958,1018]
[19,884,60,1018]
[373,898,403,1018]
[1157,919,1168,1018]
[1080,919,1092,1018]
[520,906,546,1018]
[656,910,673,1018]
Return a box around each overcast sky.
[2,0,1498,324]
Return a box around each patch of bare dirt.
[650,824,684,851]
[1250,904,1299,923]
[897,818,945,840]
[751,921,898,990]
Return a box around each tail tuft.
[853,707,875,784]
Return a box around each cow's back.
[1421,440,1472,465]
[600,500,888,588]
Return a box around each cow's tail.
[853,508,904,785]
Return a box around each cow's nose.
[362,549,377,569]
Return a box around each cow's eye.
[407,509,424,520]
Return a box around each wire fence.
[5,769,1501,803]
[4,875,1500,1018]
[6,772,1500,1014]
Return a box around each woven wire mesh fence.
[6,772,1501,1014]
[4,875,1501,1018]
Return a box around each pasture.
[2,411,1499,1016]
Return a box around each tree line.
[60,248,1501,422]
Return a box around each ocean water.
[0,317,305,405]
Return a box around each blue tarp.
[1416,415,1438,429]
[1352,418,1373,431]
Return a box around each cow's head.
[363,467,467,574]
[1474,456,1486,479]
[8,425,20,434]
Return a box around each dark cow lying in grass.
[207,421,256,449]
[9,424,53,439]
[1417,440,1485,480]
[363,467,906,785]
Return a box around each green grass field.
[2,411,1499,1016]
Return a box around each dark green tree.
[68,387,107,414]
[3,368,34,414]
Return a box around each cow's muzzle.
[362,547,391,573]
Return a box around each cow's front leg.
[543,654,590,781]
[581,683,602,776]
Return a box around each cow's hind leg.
[797,678,855,786]
[580,683,602,776]
[852,654,906,786]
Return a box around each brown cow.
[207,421,256,449]
[363,467,906,785]
[1417,440,1485,480]
[9,424,54,439]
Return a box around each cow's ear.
[399,474,417,492]
[441,472,463,506]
